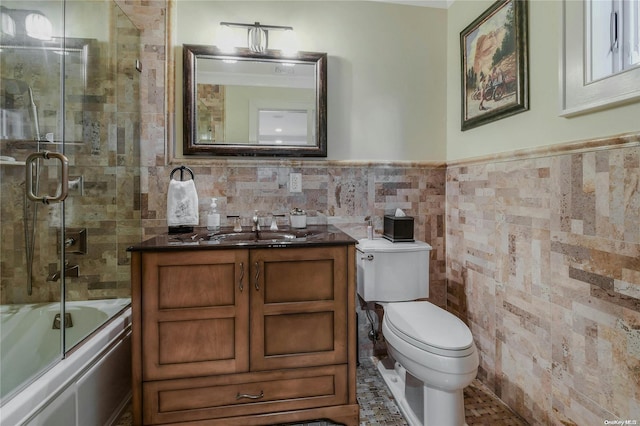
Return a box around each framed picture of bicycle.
[460,0,529,131]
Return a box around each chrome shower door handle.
[25,151,69,204]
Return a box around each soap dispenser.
[207,198,220,231]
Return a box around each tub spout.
[47,262,79,282]
[52,312,73,329]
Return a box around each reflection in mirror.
[183,44,327,157]
[258,109,310,145]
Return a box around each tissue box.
[383,215,414,242]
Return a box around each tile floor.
[116,359,527,426]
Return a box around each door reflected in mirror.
[183,45,327,157]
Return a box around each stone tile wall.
[446,136,640,424]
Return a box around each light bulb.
[25,12,52,41]
[1,11,16,37]
[248,26,267,53]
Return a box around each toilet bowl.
[356,238,478,426]
[380,301,478,426]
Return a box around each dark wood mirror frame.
[183,44,327,157]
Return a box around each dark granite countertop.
[127,224,357,252]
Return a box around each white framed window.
[561,0,640,116]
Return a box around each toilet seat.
[384,301,475,357]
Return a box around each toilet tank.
[356,238,431,302]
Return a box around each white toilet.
[357,238,479,426]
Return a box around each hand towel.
[167,179,199,227]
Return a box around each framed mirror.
[183,44,327,157]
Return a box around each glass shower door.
[1,0,141,403]
[61,0,140,353]
[0,0,67,401]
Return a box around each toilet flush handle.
[361,254,374,261]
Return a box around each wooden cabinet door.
[141,250,249,381]
[249,246,348,371]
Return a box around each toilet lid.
[357,238,432,253]
[384,301,475,357]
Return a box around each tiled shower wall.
[447,136,640,424]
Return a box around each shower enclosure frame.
[1,0,141,408]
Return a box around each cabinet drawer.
[142,365,348,425]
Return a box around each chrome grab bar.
[25,151,69,204]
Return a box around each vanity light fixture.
[0,6,53,41]
[219,21,294,54]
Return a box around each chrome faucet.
[252,210,261,237]
[47,261,79,282]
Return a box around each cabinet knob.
[239,262,244,292]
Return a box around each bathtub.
[0,298,132,426]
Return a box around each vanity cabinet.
[130,243,358,426]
